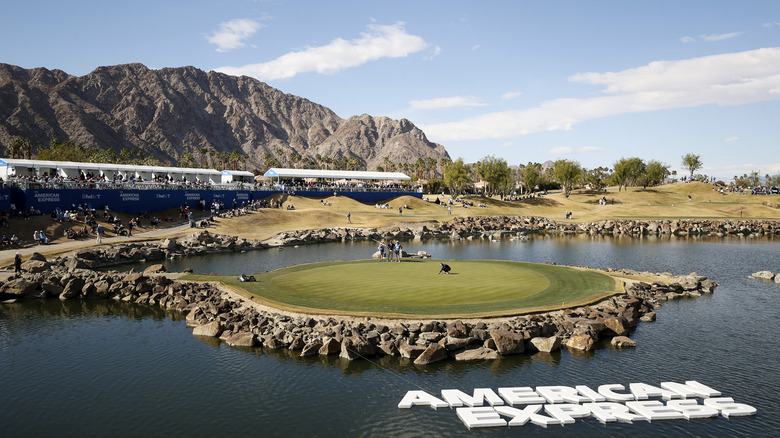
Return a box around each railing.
[1,179,423,193]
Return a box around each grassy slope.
[185,259,621,318]
[206,181,780,241]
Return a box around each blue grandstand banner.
[6,187,421,214]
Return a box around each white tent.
[263,168,410,182]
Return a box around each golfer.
[438,263,451,274]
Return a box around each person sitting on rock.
[438,263,452,274]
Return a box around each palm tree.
[208,149,216,168]
[426,156,438,179]
[9,137,30,159]
[199,147,208,168]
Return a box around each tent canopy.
[263,168,410,181]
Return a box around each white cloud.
[409,96,486,110]
[550,147,573,154]
[579,146,605,153]
[681,32,743,43]
[472,44,481,51]
[763,22,780,28]
[424,45,441,61]
[724,136,740,142]
[502,91,523,100]
[216,22,427,80]
[207,19,262,52]
[700,32,743,42]
[423,47,780,141]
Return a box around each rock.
[21,260,50,273]
[489,329,525,355]
[443,336,474,351]
[193,320,223,337]
[318,338,341,355]
[377,341,399,356]
[225,332,256,347]
[28,252,47,262]
[413,343,448,365]
[603,317,629,336]
[301,341,323,357]
[60,277,86,300]
[529,336,561,353]
[611,336,637,348]
[143,264,167,274]
[640,312,656,322]
[453,347,500,361]
[41,276,64,296]
[1,278,41,298]
[340,336,376,360]
[399,342,427,359]
[566,333,596,351]
[749,271,775,281]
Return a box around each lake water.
[2,235,779,437]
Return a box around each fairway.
[194,259,622,318]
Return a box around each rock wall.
[1,251,718,365]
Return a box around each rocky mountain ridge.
[0,63,449,170]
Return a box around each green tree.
[443,158,471,195]
[644,160,670,187]
[475,155,513,196]
[585,166,611,191]
[177,151,196,168]
[520,162,542,194]
[10,137,33,159]
[681,153,703,180]
[612,157,646,191]
[552,159,583,198]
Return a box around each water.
[2,236,779,437]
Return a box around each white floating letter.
[456,407,507,428]
[398,390,449,409]
[498,387,546,406]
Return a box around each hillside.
[0,63,449,170]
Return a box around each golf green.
[200,259,621,318]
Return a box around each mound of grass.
[187,259,621,318]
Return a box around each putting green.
[192,259,622,318]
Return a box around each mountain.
[0,63,450,171]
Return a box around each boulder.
[318,338,341,355]
[489,329,525,355]
[565,333,596,351]
[529,336,562,353]
[377,341,399,356]
[1,278,41,298]
[340,336,376,360]
[413,343,448,365]
[603,317,629,336]
[453,347,500,361]
[225,332,256,347]
[640,312,656,322]
[193,320,223,337]
[59,277,86,300]
[749,271,775,281]
[21,260,50,273]
[611,336,637,348]
[399,342,427,359]
[301,341,323,357]
[28,252,47,262]
[143,264,167,274]
[41,276,64,296]
[443,336,475,351]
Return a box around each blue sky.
[2,0,780,180]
